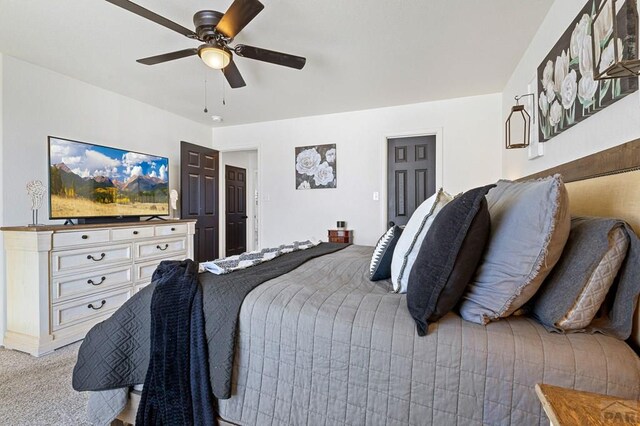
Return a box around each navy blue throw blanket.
[136,259,215,426]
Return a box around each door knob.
[241,215,249,219]
[389,221,395,227]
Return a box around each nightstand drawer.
[51,266,133,302]
[52,244,133,275]
[328,229,353,243]
[53,229,110,248]
[52,287,132,331]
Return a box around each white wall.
[0,55,212,346]
[213,93,503,248]
[2,56,212,225]
[219,150,258,256]
[502,0,640,179]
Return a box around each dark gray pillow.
[530,217,630,333]
[407,185,494,336]
[368,225,403,281]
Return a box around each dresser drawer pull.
[87,276,106,286]
[87,253,106,261]
[81,235,89,240]
[171,227,176,231]
[133,231,139,235]
[87,300,106,310]
[156,244,169,251]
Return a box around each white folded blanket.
[199,240,320,275]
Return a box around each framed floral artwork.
[537,0,638,142]
[295,144,336,189]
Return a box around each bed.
[74,141,640,426]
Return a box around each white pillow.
[390,189,453,293]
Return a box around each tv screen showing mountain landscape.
[49,137,169,218]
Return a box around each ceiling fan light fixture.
[198,45,231,69]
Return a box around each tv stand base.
[145,216,168,221]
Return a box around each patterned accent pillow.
[390,189,453,293]
[531,218,630,332]
[368,225,403,281]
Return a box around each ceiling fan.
[105,0,307,88]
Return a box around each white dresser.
[1,220,196,356]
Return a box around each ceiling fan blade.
[222,60,246,88]
[215,0,265,38]
[136,48,198,65]
[105,0,198,39]
[234,44,306,70]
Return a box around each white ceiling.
[0,0,553,127]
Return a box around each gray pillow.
[458,175,571,325]
[531,217,629,332]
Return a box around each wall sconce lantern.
[591,0,640,80]
[505,93,534,149]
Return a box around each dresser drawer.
[135,256,186,282]
[53,229,110,248]
[112,226,154,241]
[135,238,187,260]
[52,244,133,275]
[52,287,132,331]
[51,266,133,302]
[155,223,188,236]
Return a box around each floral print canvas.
[537,0,638,142]
[295,144,336,189]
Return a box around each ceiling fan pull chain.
[222,72,226,106]
[203,77,209,113]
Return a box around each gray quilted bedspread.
[217,245,640,426]
[73,242,349,397]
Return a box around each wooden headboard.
[520,138,640,353]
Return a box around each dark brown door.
[387,136,436,228]
[225,165,247,256]
[180,141,219,262]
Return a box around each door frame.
[379,128,443,234]
[217,145,261,256]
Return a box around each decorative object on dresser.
[535,383,640,426]
[169,189,179,218]
[295,144,336,189]
[328,229,352,243]
[537,0,638,142]
[26,180,46,226]
[0,219,195,356]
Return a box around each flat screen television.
[48,136,170,220]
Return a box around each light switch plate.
[527,75,544,160]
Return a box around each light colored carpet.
[0,342,90,425]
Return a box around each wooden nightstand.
[535,384,640,425]
[328,229,353,243]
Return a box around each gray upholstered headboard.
[520,138,640,353]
